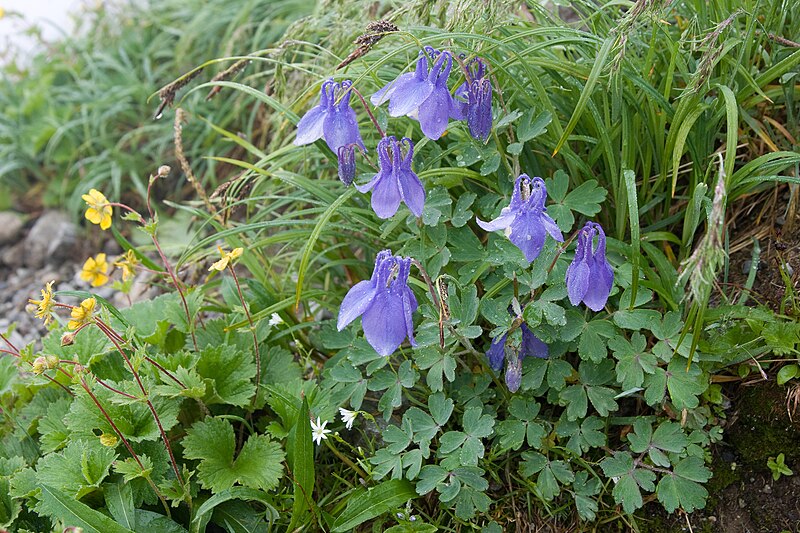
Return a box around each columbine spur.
[355,136,425,219]
[486,324,548,392]
[337,250,417,356]
[371,47,462,140]
[294,78,365,155]
[476,174,563,262]
[455,57,492,142]
[565,221,614,311]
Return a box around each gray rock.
[0,212,24,246]
[23,211,78,269]
[1,241,24,267]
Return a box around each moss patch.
[727,383,800,467]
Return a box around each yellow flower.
[209,247,243,272]
[29,281,56,325]
[68,297,97,330]
[114,250,139,282]
[99,433,119,447]
[81,253,110,287]
[82,189,113,230]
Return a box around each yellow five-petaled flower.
[68,297,97,330]
[81,253,110,287]
[209,247,243,272]
[114,249,139,282]
[82,189,113,230]
[29,280,56,325]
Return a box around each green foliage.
[767,453,794,481]
[183,417,284,493]
[2,0,799,530]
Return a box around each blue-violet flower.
[337,145,357,186]
[355,136,425,219]
[371,47,462,140]
[295,79,365,154]
[486,325,548,392]
[476,174,563,262]
[455,57,492,142]
[337,250,418,356]
[565,221,614,311]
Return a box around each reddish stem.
[96,319,186,389]
[350,86,385,138]
[94,320,184,486]
[0,333,19,354]
[79,376,170,516]
[228,266,261,407]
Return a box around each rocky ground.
[0,210,155,349]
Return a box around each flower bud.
[99,433,119,447]
[504,355,522,393]
[45,355,59,369]
[157,165,171,178]
[337,145,357,186]
[61,331,76,346]
[32,356,47,375]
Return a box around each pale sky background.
[0,0,86,62]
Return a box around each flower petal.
[370,172,402,219]
[337,279,377,331]
[565,257,590,306]
[361,288,408,356]
[520,325,549,359]
[476,207,515,232]
[355,171,381,193]
[398,170,426,217]
[387,77,433,117]
[416,87,453,140]
[541,212,564,242]
[294,105,327,145]
[486,335,507,371]
[323,107,364,152]
[509,210,547,262]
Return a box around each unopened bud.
[157,165,171,178]
[61,331,76,346]
[45,355,59,369]
[99,433,119,447]
[504,355,523,393]
[32,356,47,375]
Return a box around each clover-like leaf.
[656,457,711,513]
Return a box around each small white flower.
[268,313,283,326]
[339,407,358,430]
[310,417,331,445]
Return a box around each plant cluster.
[1,0,799,531]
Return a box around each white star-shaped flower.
[339,407,358,430]
[310,417,331,445]
[268,313,283,326]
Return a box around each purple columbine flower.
[295,79,365,154]
[337,250,418,356]
[455,57,492,142]
[476,174,564,262]
[486,324,548,392]
[565,221,614,312]
[337,145,357,186]
[371,47,462,140]
[355,136,425,219]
